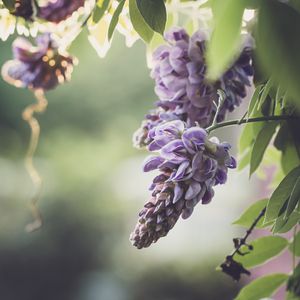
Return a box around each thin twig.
[22,89,48,232]
[229,207,266,259]
[211,89,226,126]
[206,115,299,134]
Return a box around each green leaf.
[2,0,15,11]
[265,166,300,222]
[108,0,126,41]
[93,0,111,23]
[273,211,300,234]
[237,150,251,171]
[256,1,300,108]
[285,177,300,219]
[287,262,300,298]
[207,0,245,80]
[257,78,274,110]
[239,124,254,155]
[247,85,263,118]
[289,231,300,257]
[234,273,288,300]
[249,122,277,176]
[129,0,154,43]
[274,121,300,175]
[233,199,268,228]
[289,0,300,14]
[282,143,300,175]
[136,0,166,35]
[239,95,271,156]
[235,236,288,269]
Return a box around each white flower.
[88,0,139,58]
[0,8,16,41]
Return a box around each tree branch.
[220,207,266,281]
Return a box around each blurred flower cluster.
[0,0,94,91]
[2,33,75,90]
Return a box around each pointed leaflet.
[274,120,300,175]
[234,273,288,300]
[247,84,263,119]
[93,0,111,23]
[129,0,154,43]
[256,0,300,108]
[2,0,15,11]
[265,166,300,222]
[289,231,300,257]
[235,236,288,269]
[272,211,300,234]
[285,177,300,219]
[207,0,245,80]
[237,150,251,171]
[249,121,278,176]
[257,78,274,110]
[287,263,300,299]
[108,0,126,41]
[136,0,166,35]
[239,95,273,156]
[233,199,268,228]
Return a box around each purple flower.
[1,33,75,91]
[11,0,34,20]
[38,0,85,23]
[215,46,254,122]
[130,120,236,248]
[133,108,179,149]
[150,27,216,128]
[148,119,184,151]
[134,27,253,149]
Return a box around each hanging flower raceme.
[37,0,85,23]
[1,33,75,90]
[133,27,253,149]
[151,28,216,128]
[130,120,236,249]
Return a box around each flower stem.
[206,115,298,134]
[23,89,48,233]
[230,207,266,259]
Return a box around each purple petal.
[202,186,215,204]
[148,141,161,151]
[143,156,165,172]
[185,181,201,200]
[170,160,190,181]
[182,127,207,153]
[173,184,184,203]
[181,207,194,219]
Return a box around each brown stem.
[22,89,48,232]
[230,207,266,259]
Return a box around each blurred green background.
[0,30,253,300]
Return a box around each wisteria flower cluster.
[0,0,86,92]
[134,27,253,149]
[130,27,253,248]
[5,0,85,23]
[2,33,74,91]
[130,120,236,248]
